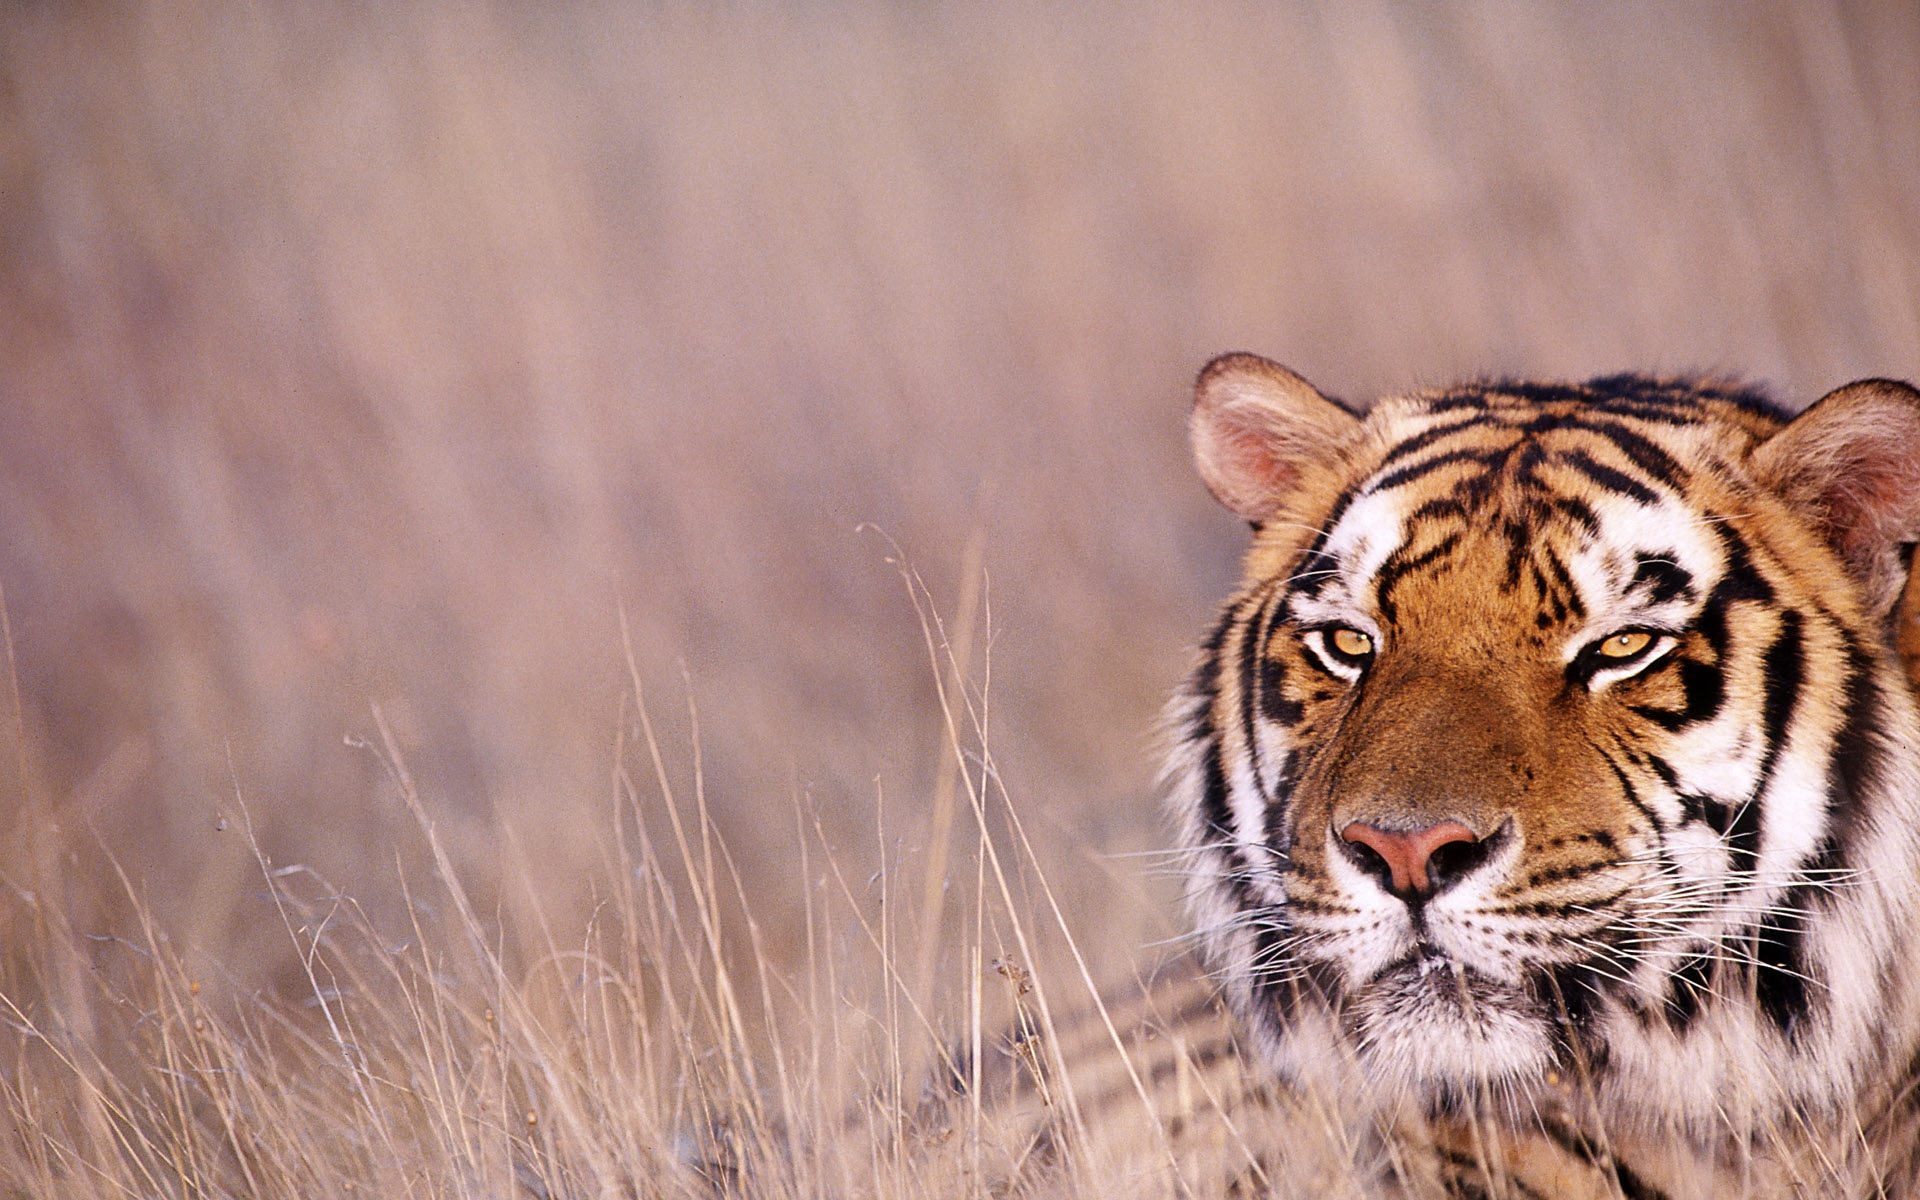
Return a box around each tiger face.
[1171,355,1920,1146]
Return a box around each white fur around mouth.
[1349,958,1554,1090]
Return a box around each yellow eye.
[1331,628,1374,658]
[1598,630,1653,659]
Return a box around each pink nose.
[1339,820,1479,895]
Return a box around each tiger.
[1161,355,1920,1198]
[910,357,1920,1200]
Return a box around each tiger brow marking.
[1372,531,1462,625]
[1629,554,1694,604]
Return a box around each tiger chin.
[1169,355,1920,1198]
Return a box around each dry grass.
[2,2,1918,1196]
[0,580,1241,1198]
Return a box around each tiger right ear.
[1749,377,1920,623]
[1191,354,1363,523]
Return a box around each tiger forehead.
[1289,396,1734,636]
[1365,401,1694,500]
[1307,519,1605,649]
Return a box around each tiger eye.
[1332,628,1374,658]
[1599,630,1653,659]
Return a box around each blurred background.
[2,2,1916,996]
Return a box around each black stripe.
[1588,420,1688,492]
[1263,751,1297,854]
[1724,799,1764,877]
[1588,373,1787,422]
[1712,609,1806,879]
[1200,744,1234,847]
[1628,656,1723,730]
[1630,554,1694,604]
[1542,961,1610,1045]
[1691,590,1731,663]
[1674,657,1724,725]
[1664,952,1713,1033]
[1374,532,1461,625]
[1249,919,1301,1023]
[1423,390,1499,413]
[1751,904,1811,1038]
[1239,586,1280,792]
[1824,643,1884,857]
[1489,380,1589,406]
[1643,754,1708,826]
[1529,560,1566,627]
[1372,415,1492,472]
[1540,548,1587,621]
[1288,491,1357,599]
[1609,1159,1673,1200]
[1589,399,1703,427]
[1366,446,1501,495]
[1597,748,1665,834]
[1501,518,1529,591]
[1185,612,1231,742]
[1517,410,1583,436]
[1259,655,1303,728]
[1550,494,1600,535]
[1751,609,1807,817]
[1712,524,1775,606]
[1750,641,1883,1040]
[1700,797,1735,837]
[1530,1119,1674,1200]
[1445,457,1503,512]
[1557,449,1661,505]
[1511,439,1550,481]
[1585,374,1694,406]
[1406,495,1468,525]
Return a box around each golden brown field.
[2,3,1917,1196]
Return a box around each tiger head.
[1170,354,1920,1134]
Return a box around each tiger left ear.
[1191,353,1363,523]
[1750,378,1920,623]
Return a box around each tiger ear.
[1750,378,1920,621]
[1191,354,1363,523]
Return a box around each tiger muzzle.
[1318,661,1550,898]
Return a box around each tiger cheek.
[1535,747,1634,855]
